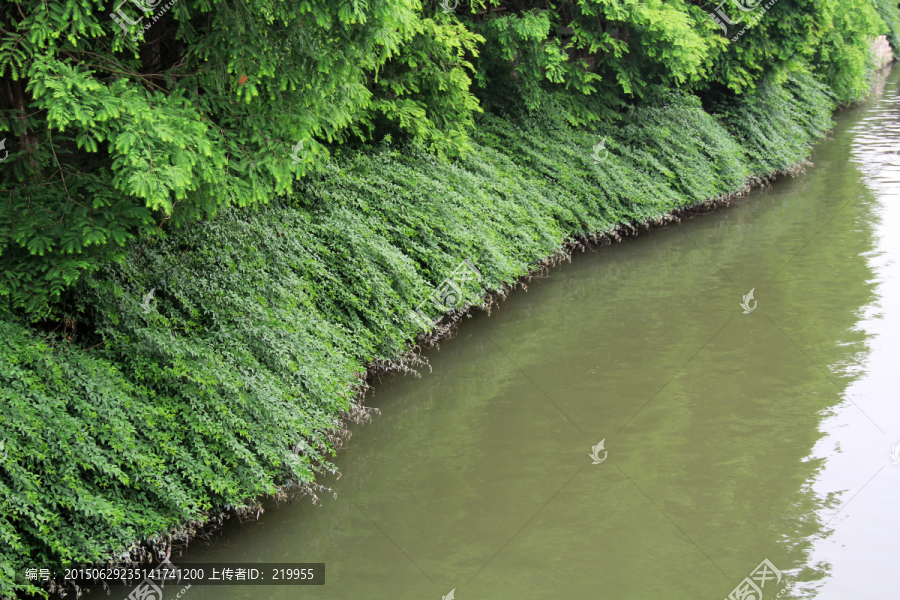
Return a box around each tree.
[0,0,481,317]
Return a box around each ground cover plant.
[0,0,888,596]
[1,69,835,596]
[0,0,887,315]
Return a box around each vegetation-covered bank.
[1,68,836,596]
[2,0,898,595]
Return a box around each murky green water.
[104,66,900,600]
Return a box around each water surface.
[107,65,900,600]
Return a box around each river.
[101,65,900,600]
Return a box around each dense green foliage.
[875,0,900,53]
[0,0,893,595]
[1,69,835,596]
[0,0,894,315]
[0,0,484,316]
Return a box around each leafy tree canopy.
[0,0,890,317]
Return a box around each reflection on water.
[791,65,900,599]
[95,66,900,600]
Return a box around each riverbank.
[166,62,900,598]
[1,69,837,597]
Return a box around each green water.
[106,67,900,599]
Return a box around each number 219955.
[272,568,313,580]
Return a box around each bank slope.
[0,70,834,598]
